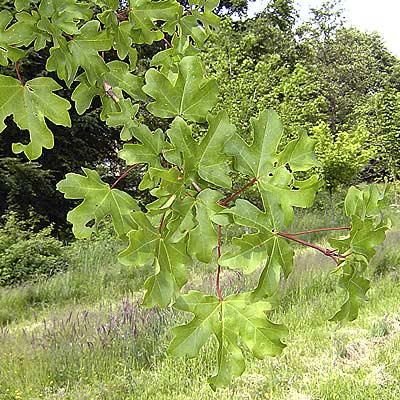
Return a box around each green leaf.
[344,184,388,219]
[219,199,293,298]
[187,189,225,263]
[119,124,166,167]
[0,75,71,160]
[171,0,219,48]
[118,211,190,307]
[169,291,288,389]
[176,15,208,48]
[106,98,139,140]
[143,55,218,122]
[329,257,370,322]
[38,0,92,35]
[91,0,119,8]
[15,0,35,12]
[71,73,101,114]
[146,167,185,209]
[329,186,390,262]
[56,168,139,239]
[165,195,196,243]
[143,239,189,307]
[71,72,122,118]
[165,111,235,187]
[4,10,50,50]
[46,34,79,87]
[68,20,112,85]
[113,21,132,59]
[328,185,390,321]
[0,10,25,65]
[103,60,145,101]
[150,34,198,73]
[225,109,320,228]
[128,0,182,44]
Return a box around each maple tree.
[0,0,391,389]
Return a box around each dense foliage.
[0,212,67,285]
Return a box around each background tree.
[312,122,374,222]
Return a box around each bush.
[0,213,68,286]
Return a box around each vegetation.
[0,0,399,395]
[0,213,399,398]
[0,212,67,286]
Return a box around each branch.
[15,62,24,85]
[276,231,349,265]
[216,224,223,301]
[110,163,142,189]
[103,81,119,103]
[117,8,130,21]
[219,177,257,207]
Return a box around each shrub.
[0,213,68,286]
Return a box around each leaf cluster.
[1,0,392,389]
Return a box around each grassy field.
[0,206,399,399]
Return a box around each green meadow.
[0,205,399,400]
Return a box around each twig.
[216,225,223,301]
[103,81,119,103]
[191,180,202,193]
[15,62,24,85]
[110,164,141,189]
[219,177,257,207]
[116,8,130,21]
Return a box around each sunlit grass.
[0,212,399,399]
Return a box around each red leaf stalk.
[159,212,166,234]
[276,231,349,265]
[110,163,142,189]
[163,37,172,48]
[219,177,257,207]
[216,225,223,301]
[15,62,24,85]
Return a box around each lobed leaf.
[143,55,218,122]
[118,211,190,307]
[0,75,71,160]
[328,185,390,321]
[164,111,235,187]
[169,291,288,389]
[56,168,139,239]
[225,109,320,228]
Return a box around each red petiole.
[110,163,142,189]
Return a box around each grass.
[0,206,399,399]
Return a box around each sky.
[247,0,400,57]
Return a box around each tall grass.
[0,203,399,399]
